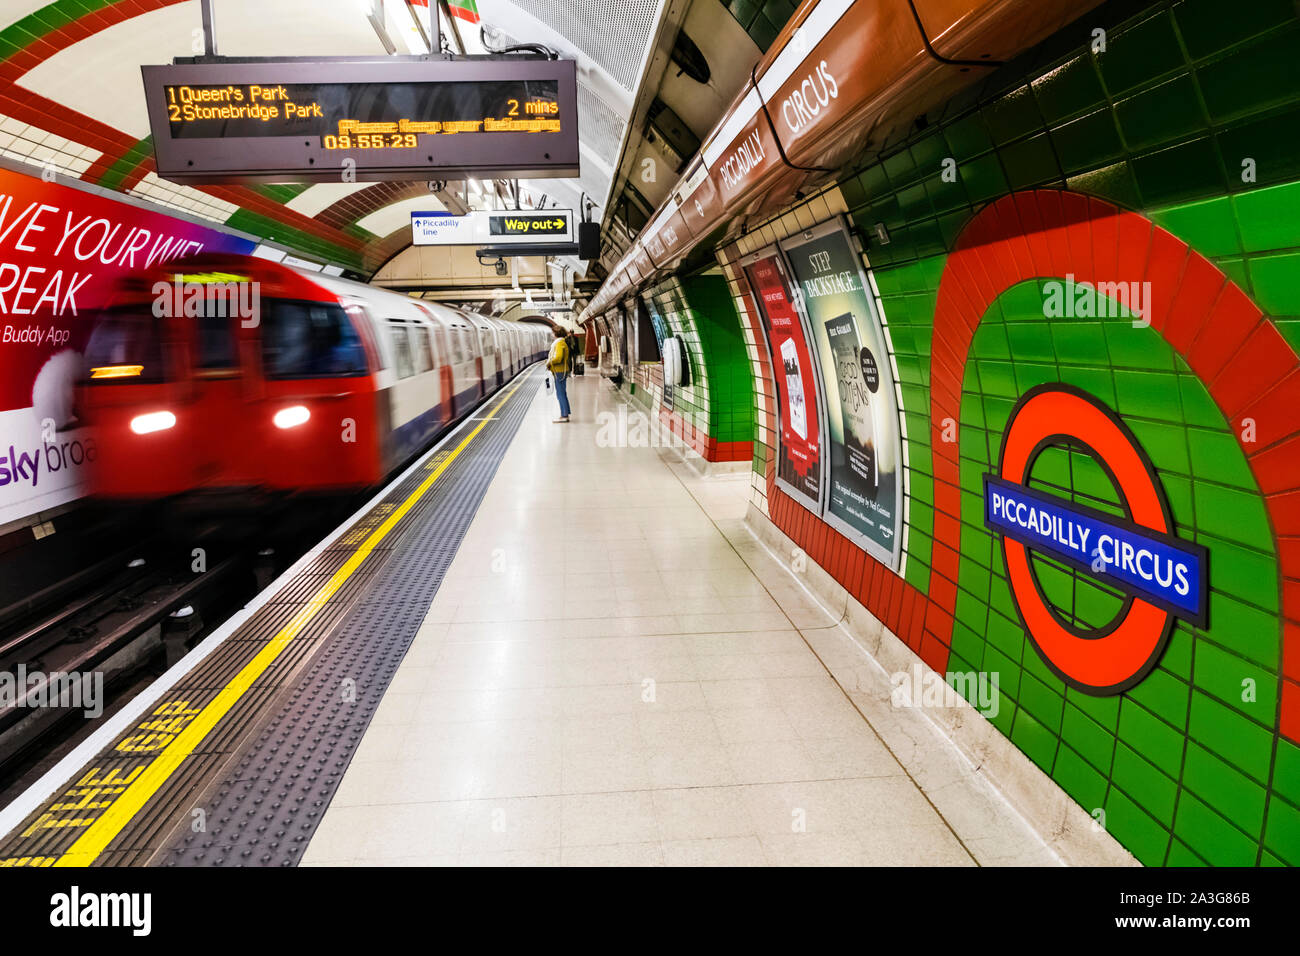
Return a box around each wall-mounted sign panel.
[781,217,903,570]
[142,57,580,184]
[675,157,721,237]
[632,296,662,365]
[632,246,654,283]
[411,209,574,245]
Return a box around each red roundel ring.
[997,385,1174,695]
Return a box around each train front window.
[263,301,368,379]
[84,309,164,383]
[197,312,236,369]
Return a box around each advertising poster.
[0,165,255,527]
[644,294,668,350]
[617,305,629,368]
[743,250,822,510]
[781,219,902,568]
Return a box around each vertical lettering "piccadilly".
[719,129,766,190]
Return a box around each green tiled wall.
[647,281,706,431]
[722,0,797,52]
[225,209,364,273]
[689,273,756,446]
[819,0,1300,865]
[95,136,151,191]
[643,272,756,446]
[946,282,1288,865]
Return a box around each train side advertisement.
[743,250,823,511]
[781,219,903,569]
[0,167,254,528]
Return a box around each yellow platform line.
[52,376,530,867]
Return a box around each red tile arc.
[928,188,1299,743]
[1,0,368,262]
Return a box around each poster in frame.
[740,245,828,516]
[779,217,904,570]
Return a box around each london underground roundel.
[983,385,1209,695]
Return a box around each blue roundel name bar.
[983,474,1209,627]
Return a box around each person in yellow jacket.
[547,326,571,423]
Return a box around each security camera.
[494,258,508,276]
[428,180,446,193]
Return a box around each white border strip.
[0,373,535,842]
[702,87,764,168]
[677,159,710,200]
[755,0,855,100]
[648,202,679,235]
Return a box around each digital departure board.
[142,57,580,184]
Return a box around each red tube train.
[75,253,550,506]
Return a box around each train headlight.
[274,405,310,429]
[129,411,176,434]
[91,364,143,379]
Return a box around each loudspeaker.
[578,221,600,260]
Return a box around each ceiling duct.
[577,83,628,169]
[507,0,661,92]
[668,30,710,84]
[644,98,699,176]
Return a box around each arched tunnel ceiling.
[0,0,758,292]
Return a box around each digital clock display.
[323,133,418,150]
[142,58,580,184]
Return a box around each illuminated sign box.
[489,212,571,238]
[142,57,580,184]
[412,209,573,245]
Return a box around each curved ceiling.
[0,0,705,283]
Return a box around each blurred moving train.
[77,253,550,505]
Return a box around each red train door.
[194,309,260,491]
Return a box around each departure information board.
[142,57,579,184]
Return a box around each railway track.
[0,370,502,807]
[0,502,359,802]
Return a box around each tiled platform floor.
[302,373,1062,866]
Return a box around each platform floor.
[302,374,1060,866]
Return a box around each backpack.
[548,338,568,373]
